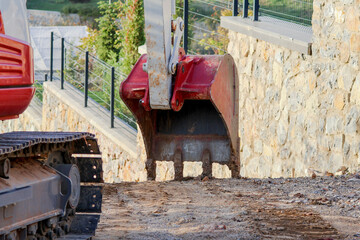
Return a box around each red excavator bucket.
[120,54,239,180]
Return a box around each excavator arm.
[120,0,240,180]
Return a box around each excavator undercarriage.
[0,132,103,240]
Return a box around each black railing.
[258,0,313,26]
[49,33,137,130]
[179,0,312,54]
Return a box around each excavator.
[0,0,103,239]
[1,0,239,239]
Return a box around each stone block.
[333,91,346,110]
[332,134,345,152]
[307,71,317,92]
[323,3,334,18]
[288,90,304,112]
[280,147,291,159]
[244,58,253,76]
[346,7,360,32]
[329,153,344,173]
[254,139,263,154]
[277,121,288,146]
[245,98,253,115]
[338,65,356,91]
[242,144,252,161]
[241,39,250,57]
[258,156,272,178]
[305,92,319,112]
[350,33,360,52]
[335,5,345,23]
[338,42,350,63]
[325,115,344,134]
[274,49,284,64]
[263,144,273,157]
[344,106,359,134]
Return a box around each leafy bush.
[70,0,90,3]
[94,1,124,61]
[62,4,100,18]
[118,0,145,75]
[198,9,232,55]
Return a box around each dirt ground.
[94,175,360,240]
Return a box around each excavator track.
[0,131,103,240]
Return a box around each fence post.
[253,0,259,21]
[50,32,54,82]
[85,51,89,107]
[45,74,48,82]
[61,37,64,89]
[233,0,238,16]
[183,0,189,54]
[243,0,249,18]
[110,67,115,128]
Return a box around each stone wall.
[0,101,42,133]
[226,0,360,178]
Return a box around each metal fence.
[178,0,313,54]
[47,32,137,130]
[258,0,313,25]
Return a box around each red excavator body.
[0,11,35,120]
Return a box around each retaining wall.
[221,0,360,178]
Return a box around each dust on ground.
[94,174,360,240]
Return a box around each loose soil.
[94,175,360,240]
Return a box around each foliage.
[80,28,98,56]
[70,0,90,3]
[62,4,100,19]
[80,0,145,75]
[34,81,44,102]
[117,0,145,75]
[27,0,102,19]
[94,1,124,61]
[198,9,232,55]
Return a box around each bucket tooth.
[229,156,240,178]
[173,149,183,181]
[201,149,212,179]
[146,158,156,181]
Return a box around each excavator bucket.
[120,54,239,180]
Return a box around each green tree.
[118,0,145,75]
[95,1,124,61]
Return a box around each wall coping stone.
[221,16,312,55]
[43,81,138,158]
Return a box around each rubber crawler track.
[0,131,103,240]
